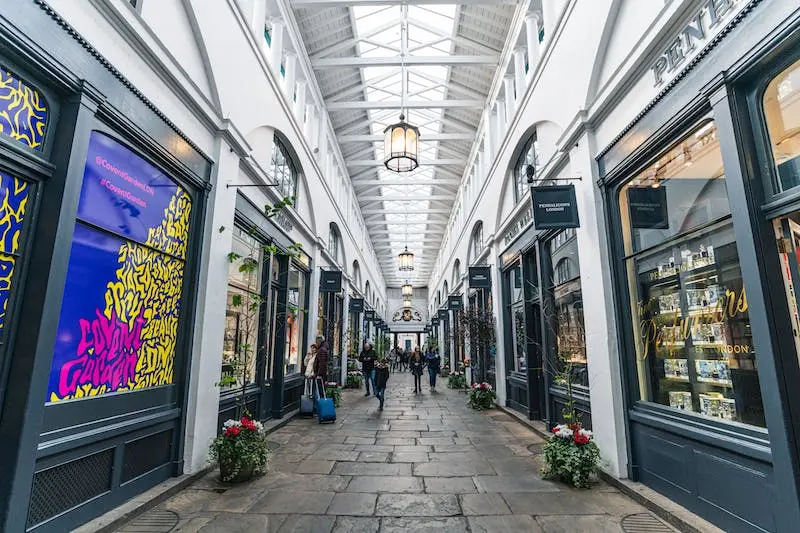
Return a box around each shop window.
[618,120,765,427]
[0,172,30,333]
[452,259,461,286]
[328,223,341,263]
[270,137,298,202]
[512,131,541,203]
[764,58,800,193]
[222,228,265,389]
[547,232,587,388]
[506,264,526,373]
[48,131,192,402]
[470,221,484,263]
[285,263,306,376]
[0,68,48,150]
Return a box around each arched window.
[436,291,441,308]
[469,222,484,263]
[554,258,576,285]
[365,280,371,303]
[352,260,361,290]
[271,136,298,202]
[452,259,461,286]
[328,223,341,264]
[443,281,449,298]
[512,131,541,203]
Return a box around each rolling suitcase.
[300,379,314,418]
[315,377,336,424]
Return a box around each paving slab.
[460,493,512,515]
[390,452,429,463]
[326,493,377,516]
[276,514,336,532]
[468,515,543,533]
[332,462,411,476]
[345,476,423,493]
[473,475,561,493]
[249,490,335,514]
[379,517,469,533]
[536,514,625,533]
[294,460,336,474]
[331,516,380,533]
[357,451,389,463]
[502,492,606,514]
[375,494,460,517]
[423,477,477,494]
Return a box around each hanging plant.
[467,382,496,410]
[541,424,600,489]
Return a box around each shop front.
[318,269,344,383]
[599,1,800,530]
[218,195,310,426]
[0,5,213,531]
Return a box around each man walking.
[358,341,377,397]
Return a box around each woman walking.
[373,358,390,411]
[425,348,440,392]
[409,350,425,394]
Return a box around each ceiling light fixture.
[403,298,412,308]
[383,20,419,173]
[402,282,413,298]
[398,246,414,271]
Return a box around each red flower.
[225,426,241,438]
[574,434,590,445]
[551,427,559,434]
[241,417,257,431]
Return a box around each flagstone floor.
[120,374,679,533]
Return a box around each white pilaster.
[571,130,628,478]
[542,0,565,46]
[251,0,267,38]
[317,116,328,162]
[513,47,527,102]
[525,12,542,79]
[283,51,297,100]
[269,19,284,78]
[303,103,314,139]
[496,99,507,138]
[485,114,494,162]
[183,137,238,473]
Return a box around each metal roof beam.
[327,100,484,110]
[347,159,463,167]
[357,195,455,201]
[312,55,499,68]
[338,133,473,142]
[292,0,517,5]
[353,179,459,186]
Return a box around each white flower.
[553,424,574,439]
[253,421,264,432]
[578,428,593,439]
[222,419,242,429]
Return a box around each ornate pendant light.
[383,21,419,173]
[398,246,414,271]
[401,282,413,298]
[403,298,412,308]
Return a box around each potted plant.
[439,362,450,378]
[346,370,363,389]
[210,416,270,482]
[447,370,466,389]
[541,423,599,489]
[468,382,496,410]
[325,381,342,407]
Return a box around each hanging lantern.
[398,246,414,271]
[401,282,413,298]
[383,114,419,172]
[403,298,412,308]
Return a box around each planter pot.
[219,459,256,483]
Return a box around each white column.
[303,102,314,139]
[295,81,307,123]
[251,0,267,38]
[496,99,507,138]
[489,107,500,162]
[484,114,494,161]
[317,117,328,162]
[283,51,297,100]
[341,282,350,387]
[269,19,284,77]
[477,151,485,182]
[525,12,542,78]
[571,131,628,478]
[513,47,527,101]
[183,137,238,473]
[542,0,565,46]
[504,75,516,118]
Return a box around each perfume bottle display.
[668,391,692,411]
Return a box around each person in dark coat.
[373,358,390,411]
[313,335,329,381]
[409,350,425,393]
[358,341,377,397]
[425,348,440,391]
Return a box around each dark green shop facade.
[599,1,800,531]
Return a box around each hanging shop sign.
[627,186,669,229]
[448,296,463,311]
[364,310,375,322]
[650,0,752,88]
[530,185,580,230]
[349,298,364,313]
[320,269,342,292]
[468,266,492,289]
[49,131,193,402]
[438,309,449,321]
[431,316,440,326]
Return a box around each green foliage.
[447,371,466,389]
[325,382,342,407]
[467,384,496,410]
[541,433,600,489]
[346,371,363,389]
[210,417,270,482]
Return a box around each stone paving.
[121,375,678,533]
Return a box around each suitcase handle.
[315,377,327,399]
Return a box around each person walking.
[373,358,390,411]
[425,347,440,392]
[303,344,317,396]
[358,341,377,397]
[409,350,424,394]
[401,348,409,372]
[313,335,329,381]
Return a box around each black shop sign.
[530,185,580,230]
[364,310,375,322]
[448,296,463,311]
[627,186,669,229]
[438,310,449,321]
[320,270,342,292]
[349,298,364,313]
[468,266,491,289]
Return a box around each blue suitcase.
[315,378,336,424]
